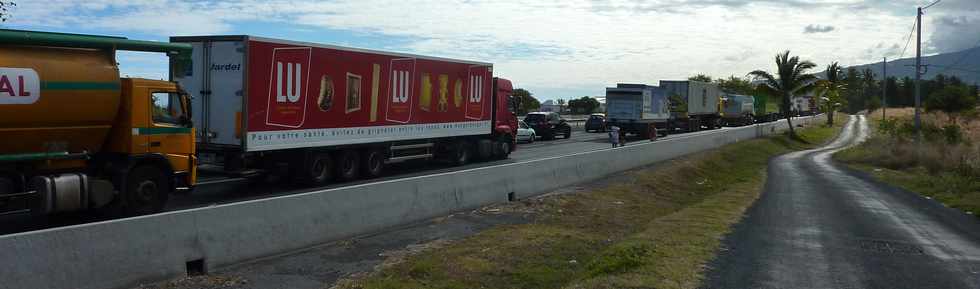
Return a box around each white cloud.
[9,0,964,99]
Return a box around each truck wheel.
[124,165,169,215]
[453,141,472,166]
[335,150,360,181]
[493,138,511,160]
[300,153,332,186]
[362,149,385,179]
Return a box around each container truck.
[791,95,815,116]
[752,93,780,123]
[719,94,755,126]
[604,83,669,140]
[660,80,721,132]
[171,35,519,185]
[0,29,196,216]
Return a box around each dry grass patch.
[837,111,980,215]
[333,116,846,289]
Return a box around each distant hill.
[845,46,980,84]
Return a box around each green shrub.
[942,124,964,144]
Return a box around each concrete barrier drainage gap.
[0,116,820,289]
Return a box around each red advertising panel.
[386,58,415,123]
[264,47,311,128]
[466,66,491,120]
[244,38,494,151]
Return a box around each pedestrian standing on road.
[609,126,620,148]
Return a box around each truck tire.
[493,138,511,160]
[452,141,471,166]
[361,149,385,179]
[299,153,332,186]
[123,165,169,215]
[335,150,360,181]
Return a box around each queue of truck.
[0,29,821,219]
[0,29,520,217]
[603,80,804,140]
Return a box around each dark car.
[584,113,606,132]
[524,112,571,140]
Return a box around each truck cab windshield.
[152,91,189,127]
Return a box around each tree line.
[841,68,979,114]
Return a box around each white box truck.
[660,80,721,132]
[605,83,669,140]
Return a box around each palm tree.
[749,50,818,136]
[814,62,846,125]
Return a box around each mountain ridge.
[844,46,980,84]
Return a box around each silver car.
[517,120,536,143]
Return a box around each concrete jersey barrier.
[0,116,821,289]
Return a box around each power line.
[897,17,917,60]
[923,0,942,10]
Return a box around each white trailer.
[605,83,669,140]
[660,80,722,132]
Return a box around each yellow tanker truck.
[0,29,195,216]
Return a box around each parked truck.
[719,94,755,126]
[171,35,518,185]
[0,29,196,216]
[791,95,816,116]
[661,80,721,132]
[752,93,780,123]
[604,83,669,140]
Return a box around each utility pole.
[914,6,922,134]
[882,57,887,121]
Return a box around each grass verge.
[835,111,980,214]
[334,116,845,289]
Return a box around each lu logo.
[276,62,302,103]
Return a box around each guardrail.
[0,116,822,289]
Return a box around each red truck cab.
[493,77,518,152]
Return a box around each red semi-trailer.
[171,36,518,184]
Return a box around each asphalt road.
[705,115,980,289]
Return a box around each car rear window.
[525,114,546,122]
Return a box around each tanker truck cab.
[118,78,196,192]
[0,29,196,216]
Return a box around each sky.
[3,0,978,101]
